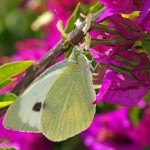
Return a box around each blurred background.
[1,0,150,150]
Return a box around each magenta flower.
[12,38,65,63]
[12,39,48,61]
[98,0,144,21]
[98,0,150,33]
[89,0,150,106]
[89,45,115,64]
[94,69,148,106]
[81,108,142,150]
[107,15,142,40]
[89,20,149,106]
[132,55,150,84]
[139,0,150,32]
[99,0,142,14]
[0,116,53,150]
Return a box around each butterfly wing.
[3,60,75,132]
[41,62,96,141]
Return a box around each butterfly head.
[73,46,83,55]
[69,46,90,68]
[69,46,83,60]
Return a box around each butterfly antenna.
[54,9,75,49]
[53,9,59,21]
[53,9,64,28]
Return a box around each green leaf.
[0,61,33,84]
[57,20,68,39]
[88,2,103,14]
[0,148,17,150]
[142,38,150,55]
[129,107,144,126]
[83,33,91,49]
[0,93,17,109]
[144,146,150,150]
[143,89,150,104]
[52,136,86,150]
[82,14,92,34]
[65,3,81,34]
[0,79,15,90]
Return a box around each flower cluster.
[90,0,150,106]
[80,1,150,149]
[81,106,150,150]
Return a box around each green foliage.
[84,33,91,50]
[57,20,68,39]
[65,2,103,34]
[144,146,150,150]
[142,38,150,55]
[82,14,92,34]
[0,61,33,110]
[0,61,33,85]
[0,0,43,56]
[0,148,16,150]
[129,107,144,126]
[65,3,81,34]
[0,93,17,109]
[0,79,14,90]
[64,2,104,58]
[143,89,150,104]
[96,102,119,113]
[88,2,103,14]
[53,136,85,150]
[58,3,81,57]
[121,11,140,19]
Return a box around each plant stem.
[90,22,118,34]
[91,36,127,46]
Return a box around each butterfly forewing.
[3,60,76,132]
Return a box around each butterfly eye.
[32,102,42,112]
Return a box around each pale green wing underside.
[3,60,76,132]
[41,63,96,141]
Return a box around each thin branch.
[0,7,106,116]
[91,36,127,46]
[90,22,118,34]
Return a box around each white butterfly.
[3,46,96,141]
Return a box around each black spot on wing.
[32,102,42,112]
